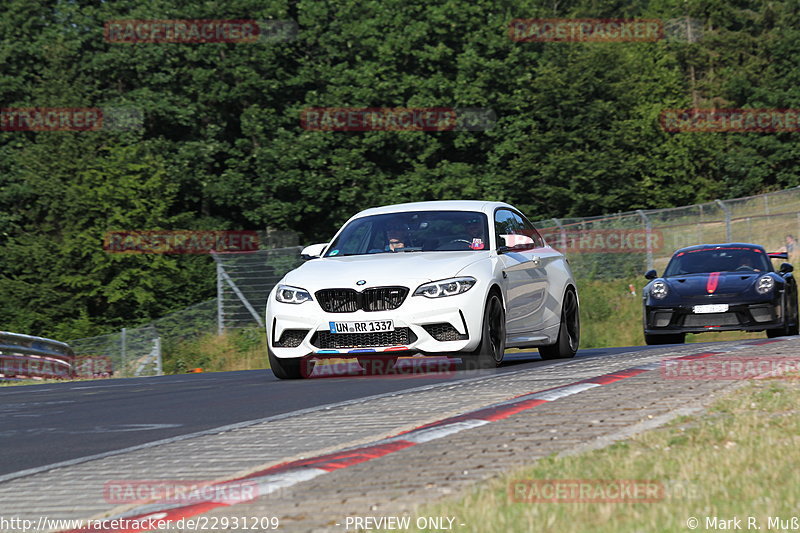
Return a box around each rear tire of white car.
[268,349,315,379]
[461,292,506,370]
[539,289,580,360]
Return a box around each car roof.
[673,243,767,255]
[351,200,516,219]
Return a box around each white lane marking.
[247,468,329,497]
[82,424,183,433]
[635,361,662,371]
[395,420,490,444]
[529,382,600,401]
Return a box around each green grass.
[397,376,800,533]
[0,378,66,386]
[161,327,269,374]
[578,277,646,348]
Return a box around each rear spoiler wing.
[768,251,789,259]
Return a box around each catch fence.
[533,187,800,279]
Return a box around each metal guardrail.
[0,331,75,380]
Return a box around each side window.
[520,215,545,248]
[494,210,536,250]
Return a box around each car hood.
[283,251,489,291]
[665,272,763,297]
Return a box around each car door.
[494,209,549,339]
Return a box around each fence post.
[697,204,704,243]
[636,210,654,271]
[715,199,732,241]
[120,327,127,375]
[552,218,567,251]
[215,255,224,335]
[154,337,162,375]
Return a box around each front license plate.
[329,320,394,334]
[693,304,729,314]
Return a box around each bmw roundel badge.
[356,280,366,285]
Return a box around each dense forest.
[2,0,800,339]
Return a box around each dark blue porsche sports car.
[643,243,798,344]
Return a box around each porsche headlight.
[651,280,668,299]
[756,275,775,294]
[414,277,476,298]
[275,284,312,304]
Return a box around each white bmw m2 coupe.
[265,201,580,378]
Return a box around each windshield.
[663,246,771,276]
[324,211,489,257]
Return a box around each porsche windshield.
[324,211,489,257]
[663,247,771,276]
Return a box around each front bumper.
[266,288,485,359]
[644,300,783,335]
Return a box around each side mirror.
[780,262,794,274]
[300,242,328,260]
[645,269,658,280]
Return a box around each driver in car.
[464,217,486,249]
[736,255,761,272]
[385,224,406,251]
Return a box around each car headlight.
[275,284,312,304]
[414,277,476,298]
[756,275,775,294]
[651,280,668,299]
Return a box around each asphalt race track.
[1,345,658,478]
[3,336,797,531]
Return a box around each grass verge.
[402,376,800,532]
[162,327,268,373]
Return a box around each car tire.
[788,285,799,336]
[268,348,315,379]
[539,289,580,360]
[767,290,798,338]
[359,357,397,375]
[644,333,685,345]
[461,292,505,370]
[766,328,785,338]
